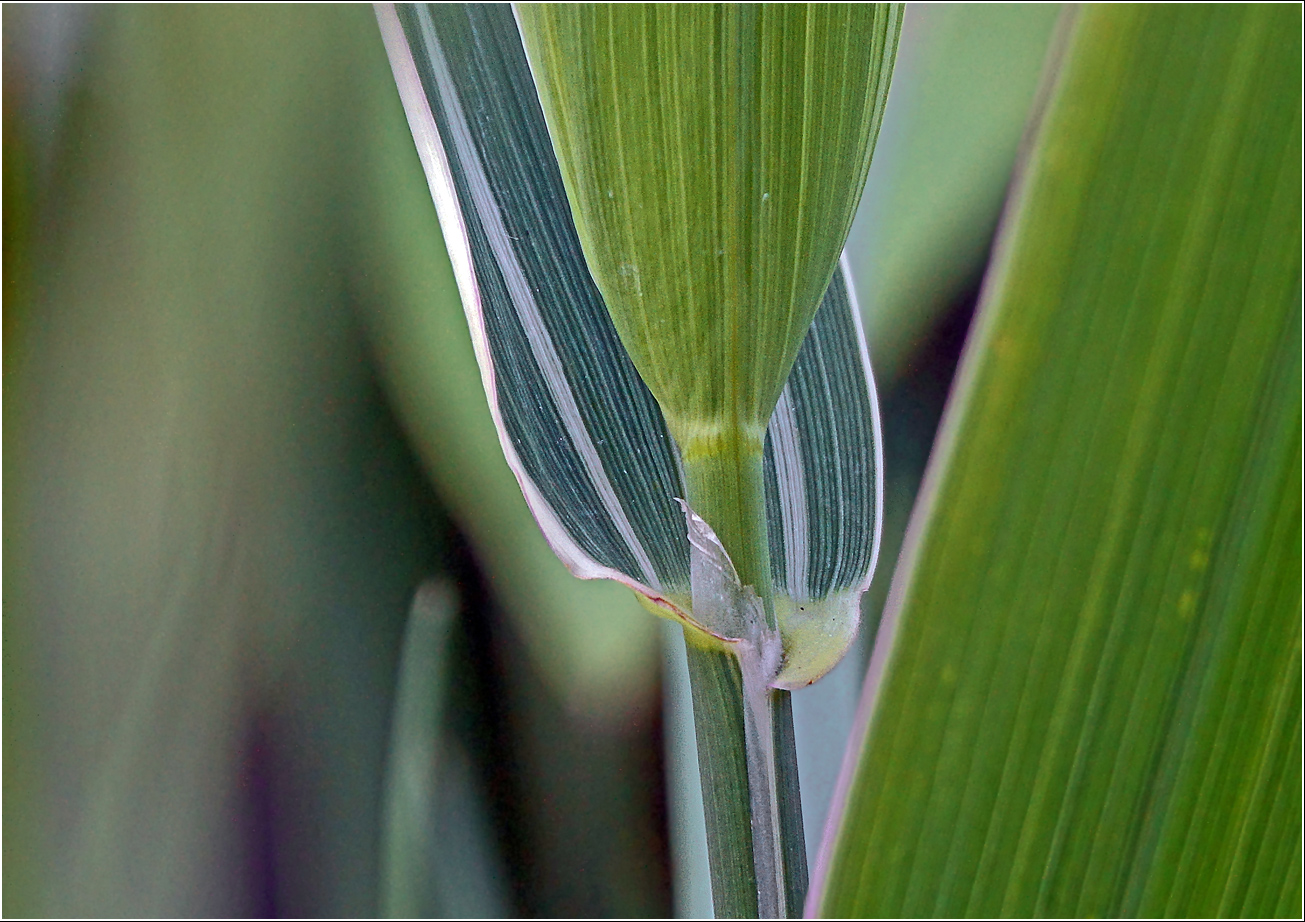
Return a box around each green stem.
[685,634,758,919]
[680,425,775,624]
[680,430,808,918]
[772,689,808,916]
[684,639,808,918]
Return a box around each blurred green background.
[2,4,1059,916]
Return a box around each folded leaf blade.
[766,263,884,686]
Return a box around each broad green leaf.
[376,3,884,689]
[815,5,1301,918]
[517,2,900,463]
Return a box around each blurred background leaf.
[5,6,454,914]
[4,5,665,917]
[848,2,1061,386]
[379,580,509,918]
[816,4,1301,917]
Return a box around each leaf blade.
[517,3,902,438]
[378,2,688,602]
[815,4,1302,917]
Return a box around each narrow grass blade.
[378,3,687,606]
[380,581,509,918]
[375,3,884,687]
[815,5,1301,917]
[766,262,884,688]
[662,619,714,918]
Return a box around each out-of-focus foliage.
[5,6,448,914]
[849,3,1061,385]
[380,581,508,918]
[816,5,1302,916]
[3,5,666,917]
